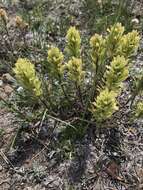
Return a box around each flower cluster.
[90,89,118,122]
[47,47,64,78]
[90,34,105,66]
[66,26,81,58]
[106,23,124,57]
[117,30,140,58]
[13,58,42,97]
[66,57,85,85]
[90,23,140,123]
[105,56,129,91]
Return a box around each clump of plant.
[1,23,142,135]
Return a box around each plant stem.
[75,82,84,107]
[58,75,71,105]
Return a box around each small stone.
[17,86,23,92]
[0,88,7,99]
[0,164,3,171]
[2,73,15,84]
[24,187,33,190]
[0,80,3,87]
[131,18,139,25]
[4,85,13,95]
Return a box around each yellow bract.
[66,26,81,58]
[13,58,42,97]
[106,23,125,57]
[66,57,85,85]
[117,30,140,58]
[47,47,64,77]
[90,88,118,122]
[105,56,129,91]
[90,34,105,65]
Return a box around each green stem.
[58,75,71,105]
[10,125,22,149]
[75,82,84,107]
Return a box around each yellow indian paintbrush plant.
[105,55,129,91]
[66,26,81,58]
[13,58,42,97]
[47,47,64,78]
[117,30,140,58]
[90,88,118,122]
[10,24,141,128]
[106,23,125,57]
[66,57,85,85]
[90,33,105,66]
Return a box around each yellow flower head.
[117,30,140,58]
[47,47,64,77]
[0,9,8,21]
[13,58,42,97]
[66,26,81,57]
[106,23,125,57]
[90,34,105,65]
[107,23,124,40]
[90,88,118,122]
[66,57,85,85]
[105,56,129,91]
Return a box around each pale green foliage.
[47,47,64,77]
[13,58,42,97]
[90,34,105,66]
[135,102,143,118]
[66,26,81,58]
[117,30,140,58]
[66,57,85,85]
[105,55,129,91]
[90,89,118,122]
